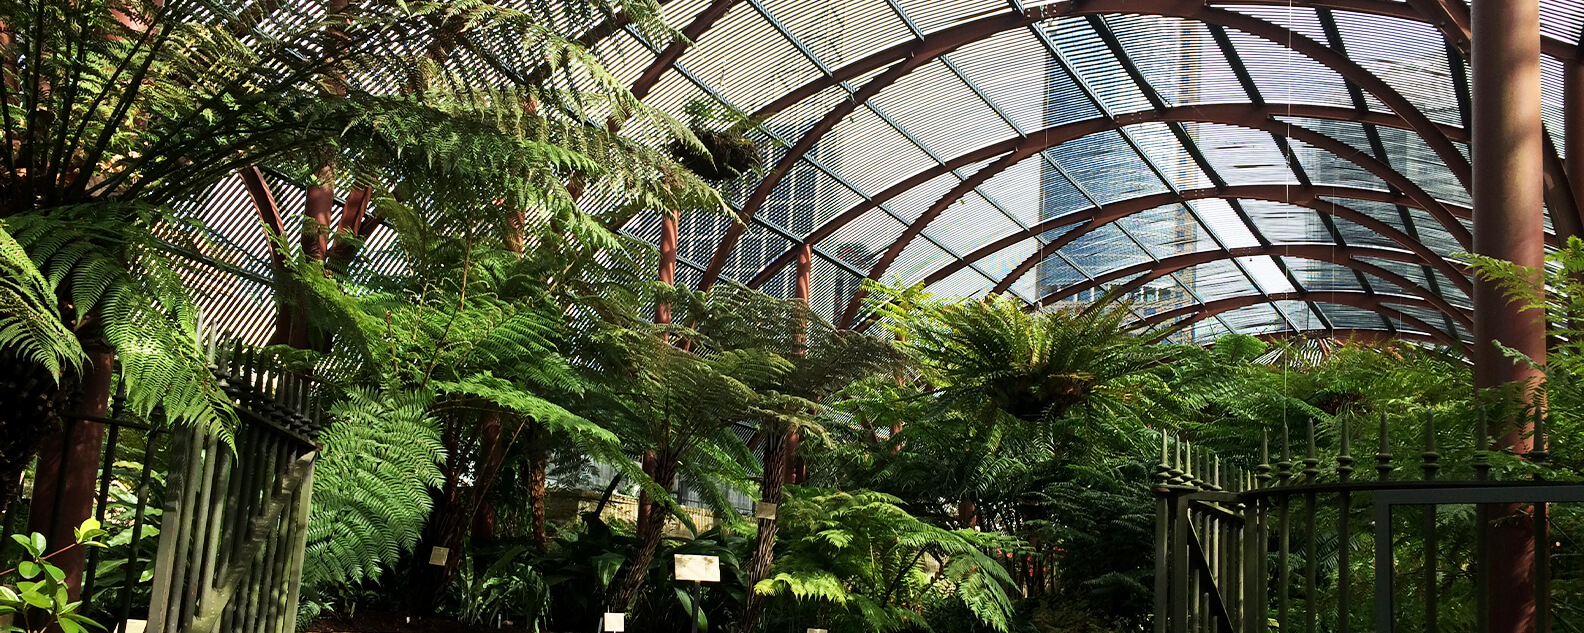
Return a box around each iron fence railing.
[1156,411,1584,633]
[3,336,326,633]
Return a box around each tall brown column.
[1567,60,1584,217]
[656,211,678,326]
[25,340,114,600]
[1472,1,1545,632]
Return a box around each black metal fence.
[1155,411,1584,633]
[2,337,325,633]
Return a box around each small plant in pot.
[669,100,763,181]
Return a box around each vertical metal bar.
[222,425,260,581]
[1421,411,1439,633]
[165,428,208,632]
[1174,494,1191,633]
[1243,479,1261,633]
[280,464,315,633]
[180,433,222,631]
[1535,502,1549,633]
[117,430,162,633]
[1277,425,1291,633]
[1156,435,1172,633]
[144,427,195,633]
[84,423,121,599]
[1532,408,1549,633]
[1304,420,1317,633]
[1377,412,1393,482]
[1475,408,1489,633]
[1338,416,1354,633]
[195,443,233,618]
[1375,501,1394,633]
[243,439,284,633]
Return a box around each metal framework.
[579,0,1584,344]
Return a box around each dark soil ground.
[306,611,538,633]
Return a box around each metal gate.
[1156,411,1584,633]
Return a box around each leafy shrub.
[1,519,108,633]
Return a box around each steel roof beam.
[737,0,1574,122]
[922,184,1477,295]
[1250,328,1453,347]
[1135,290,1460,346]
[1031,244,1473,327]
[821,106,1474,324]
[696,0,1476,291]
[743,102,1473,289]
[629,0,742,100]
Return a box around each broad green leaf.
[17,561,40,579]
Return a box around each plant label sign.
[602,612,625,632]
[754,502,778,519]
[428,546,449,566]
[673,554,721,582]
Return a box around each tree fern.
[0,222,83,380]
[303,386,446,588]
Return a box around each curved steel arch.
[694,0,1480,290]
[836,107,1475,325]
[1250,327,1453,347]
[1030,244,1473,328]
[1133,291,1461,346]
[978,186,1485,295]
[745,103,1470,291]
[729,0,1574,120]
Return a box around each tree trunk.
[0,353,64,503]
[409,412,509,615]
[527,423,549,550]
[737,431,791,633]
[25,337,113,600]
[606,458,676,613]
[957,499,978,529]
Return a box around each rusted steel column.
[795,243,812,304]
[657,211,679,325]
[1472,0,1545,631]
[302,165,335,262]
[1567,59,1584,221]
[25,341,113,600]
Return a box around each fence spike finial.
[1377,411,1393,481]
[1277,423,1293,485]
[1337,414,1354,483]
[1529,404,1548,466]
[1154,433,1171,487]
[1256,428,1273,487]
[1304,418,1319,482]
[1421,409,1439,481]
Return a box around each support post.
[657,211,678,326]
[25,340,113,600]
[1471,1,1545,632]
[1567,59,1584,226]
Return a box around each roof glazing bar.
[1038,11,1298,332]
[619,25,1011,289]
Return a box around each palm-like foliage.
[303,386,445,588]
[587,320,783,611]
[883,292,1181,427]
[758,486,1021,633]
[0,222,82,379]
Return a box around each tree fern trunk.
[410,412,507,614]
[606,459,675,613]
[0,352,64,503]
[736,431,790,633]
[527,423,549,550]
[25,336,113,600]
